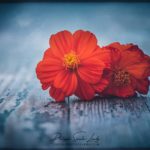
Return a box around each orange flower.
[102,42,150,98]
[36,30,110,101]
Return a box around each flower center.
[63,51,80,70]
[112,70,130,86]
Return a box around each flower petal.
[77,58,104,84]
[76,46,110,84]
[120,46,147,68]
[73,30,97,58]
[36,59,62,72]
[107,42,134,51]
[98,47,111,69]
[104,84,135,98]
[104,44,121,68]
[50,86,65,102]
[127,62,150,79]
[42,83,50,90]
[116,85,135,97]
[42,48,52,59]
[75,78,95,100]
[54,70,77,96]
[131,77,149,94]
[93,77,109,93]
[49,30,73,57]
[36,60,63,84]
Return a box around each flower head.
[102,42,150,98]
[36,30,110,101]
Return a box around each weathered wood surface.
[0,65,150,149]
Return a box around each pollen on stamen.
[63,51,80,70]
[112,70,130,86]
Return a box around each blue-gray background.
[0,3,150,148]
[0,3,150,72]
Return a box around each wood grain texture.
[0,67,150,149]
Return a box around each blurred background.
[0,3,150,72]
[0,3,150,149]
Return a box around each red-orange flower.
[102,42,150,98]
[36,30,110,101]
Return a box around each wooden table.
[0,64,150,149]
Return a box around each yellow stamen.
[63,51,80,70]
[112,70,130,86]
